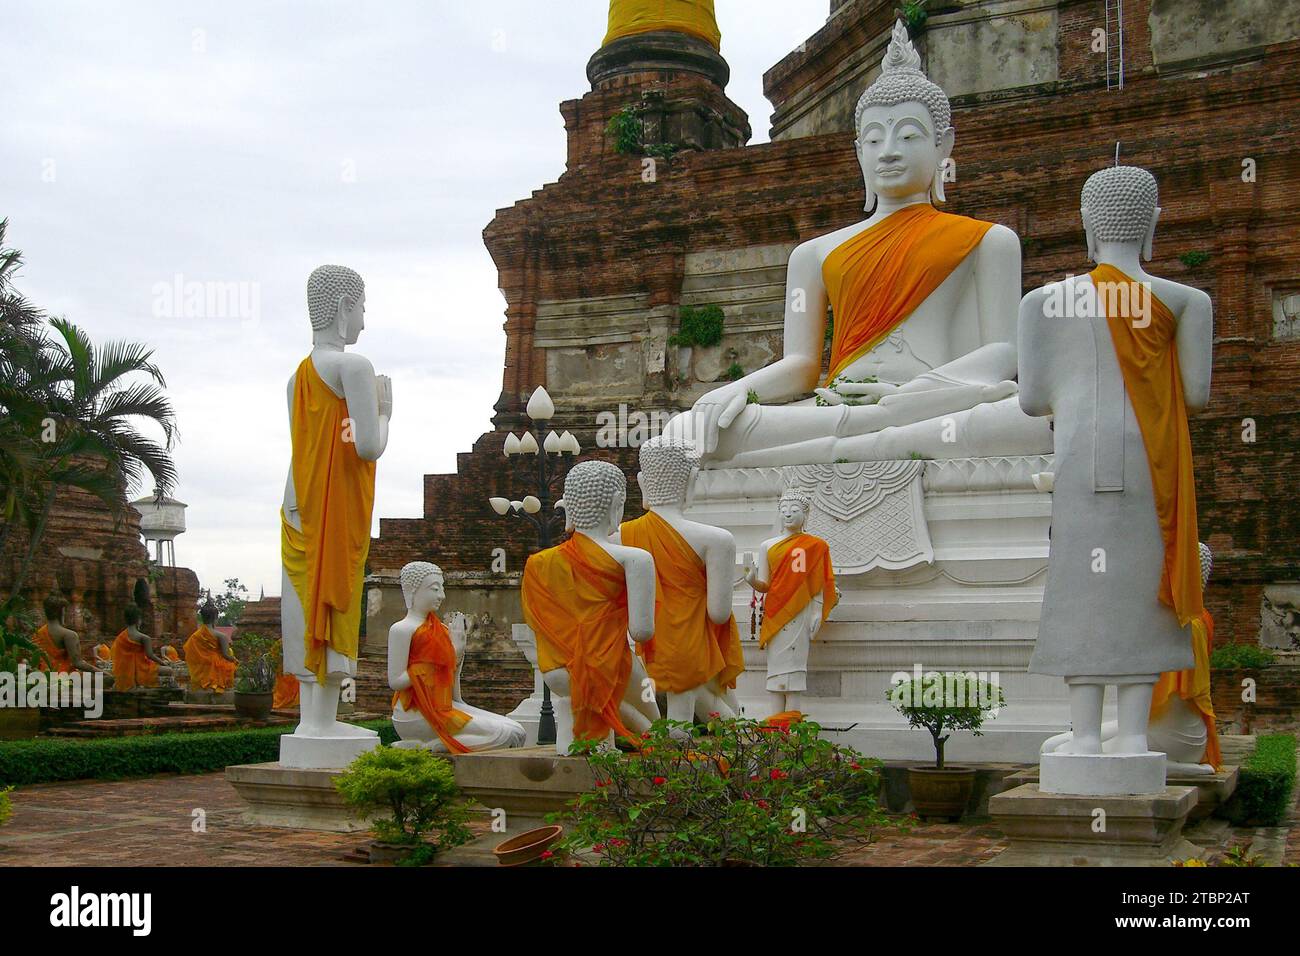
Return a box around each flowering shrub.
[548,715,890,867]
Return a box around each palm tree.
[0,220,179,610]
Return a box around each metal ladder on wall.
[1105,0,1126,90]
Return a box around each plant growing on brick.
[1209,642,1275,670]
[606,105,644,155]
[547,715,889,867]
[667,304,724,348]
[888,673,1004,768]
[334,745,471,864]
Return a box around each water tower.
[130,489,187,566]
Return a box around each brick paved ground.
[1,768,1293,867]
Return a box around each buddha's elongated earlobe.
[1082,207,1098,263]
[931,166,946,204]
[1142,206,1161,261]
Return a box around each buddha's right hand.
[376,374,393,418]
[687,383,750,455]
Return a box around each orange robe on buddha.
[822,204,994,386]
[111,630,158,690]
[281,355,377,683]
[619,511,744,695]
[759,532,838,649]
[33,625,73,673]
[273,673,300,709]
[392,612,472,755]
[1150,609,1222,770]
[184,625,237,692]
[521,534,637,743]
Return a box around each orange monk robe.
[282,356,377,683]
[163,645,180,663]
[521,534,637,743]
[392,612,473,755]
[184,625,237,692]
[111,630,159,690]
[822,204,994,386]
[273,673,300,709]
[619,511,744,695]
[759,533,838,648]
[33,625,73,673]
[1151,608,1221,770]
[94,643,111,665]
[1093,265,1203,628]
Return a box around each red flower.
[595,779,610,787]
[756,799,770,810]
[769,769,788,781]
[849,762,861,771]
[593,843,606,853]
[708,711,720,719]
[540,850,554,860]
[652,776,667,786]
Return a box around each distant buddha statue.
[1019,165,1213,765]
[34,594,95,674]
[664,20,1051,467]
[745,488,839,717]
[388,561,525,753]
[111,604,174,691]
[521,460,661,754]
[280,264,390,762]
[184,600,237,693]
[272,641,300,709]
[618,437,745,724]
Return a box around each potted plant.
[0,608,46,740]
[888,672,1005,821]
[232,632,276,719]
[334,746,472,866]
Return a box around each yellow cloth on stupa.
[392,612,472,755]
[821,204,994,386]
[1092,265,1203,627]
[759,533,838,648]
[33,625,73,673]
[602,0,721,51]
[111,629,158,690]
[521,534,637,743]
[282,355,377,683]
[184,624,237,692]
[619,510,744,694]
[1151,609,1221,770]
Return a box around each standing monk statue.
[664,20,1050,466]
[618,437,745,726]
[279,264,391,768]
[1019,166,1212,788]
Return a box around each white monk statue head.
[562,460,627,533]
[854,20,954,212]
[400,561,445,614]
[637,435,700,506]
[307,264,367,344]
[1080,165,1161,262]
[777,487,813,532]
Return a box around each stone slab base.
[225,762,375,832]
[448,745,594,830]
[279,731,378,769]
[1005,765,1239,821]
[987,782,1201,866]
[1040,751,1165,795]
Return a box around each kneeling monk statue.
[521,459,661,755]
[664,20,1050,467]
[388,561,525,753]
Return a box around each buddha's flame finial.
[880,20,923,75]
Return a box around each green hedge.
[0,720,396,787]
[1221,733,1297,827]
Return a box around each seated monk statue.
[388,561,525,752]
[618,437,745,726]
[184,600,237,693]
[1019,165,1213,759]
[664,20,1051,467]
[111,604,174,691]
[521,459,661,755]
[93,643,112,669]
[34,594,95,674]
[1042,542,1221,775]
[744,488,839,718]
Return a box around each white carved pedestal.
[687,454,1086,762]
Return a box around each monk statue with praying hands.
[1019,165,1212,792]
[521,459,661,755]
[744,488,838,718]
[663,20,1051,467]
[279,264,390,768]
[618,436,745,727]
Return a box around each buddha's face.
[856,100,952,204]
[779,499,808,531]
[414,574,445,613]
[339,291,366,344]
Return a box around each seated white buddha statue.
[388,561,525,753]
[664,20,1051,467]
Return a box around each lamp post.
[488,385,581,745]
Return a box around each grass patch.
[1220,733,1297,827]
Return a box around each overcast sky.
[1,0,828,599]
